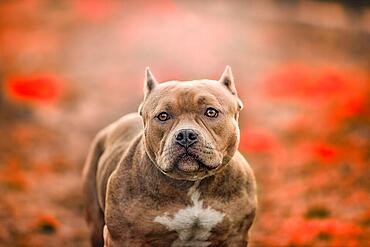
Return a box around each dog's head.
[139,66,243,181]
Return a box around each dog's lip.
[176,152,218,171]
[158,152,222,180]
[179,151,200,163]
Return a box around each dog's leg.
[82,133,106,247]
[89,209,104,247]
[222,238,248,247]
[103,225,109,247]
[223,210,255,247]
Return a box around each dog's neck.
[112,133,242,210]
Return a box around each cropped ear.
[219,66,244,111]
[139,67,158,116]
[219,65,237,95]
[144,66,158,97]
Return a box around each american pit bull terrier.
[82,66,257,246]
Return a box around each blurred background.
[0,0,369,246]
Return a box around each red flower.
[35,214,60,234]
[313,70,347,96]
[263,64,310,98]
[5,75,63,104]
[313,143,337,161]
[0,159,28,191]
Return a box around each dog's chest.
[153,182,225,246]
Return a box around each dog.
[82,66,257,246]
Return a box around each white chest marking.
[154,181,225,246]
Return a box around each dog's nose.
[175,129,198,148]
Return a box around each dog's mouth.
[176,154,201,172]
[156,145,223,180]
[173,152,217,173]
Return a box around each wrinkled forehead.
[145,80,236,114]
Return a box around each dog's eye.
[205,108,219,118]
[157,112,170,121]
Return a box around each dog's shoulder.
[95,113,144,210]
[233,151,256,187]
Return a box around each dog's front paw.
[103,225,109,247]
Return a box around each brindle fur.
[82,67,257,246]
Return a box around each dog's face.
[139,67,243,180]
